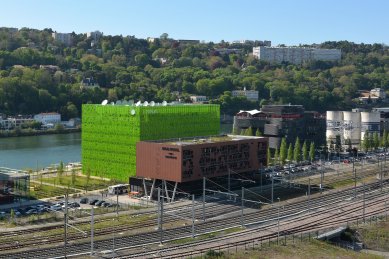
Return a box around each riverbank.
[0,128,81,138]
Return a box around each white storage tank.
[326,111,343,143]
[361,112,380,141]
[343,111,361,145]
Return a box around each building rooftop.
[0,167,29,180]
[146,134,265,146]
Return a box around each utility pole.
[308,178,311,213]
[228,169,231,194]
[363,182,366,223]
[320,163,323,194]
[354,167,357,199]
[192,194,195,238]
[202,177,205,222]
[241,187,244,228]
[260,167,263,193]
[157,187,161,233]
[277,197,280,245]
[380,157,383,192]
[116,192,119,216]
[90,205,94,256]
[160,187,164,245]
[271,176,274,204]
[64,192,68,259]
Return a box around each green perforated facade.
[82,104,220,181]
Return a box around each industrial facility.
[233,105,325,148]
[135,135,267,197]
[82,102,220,182]
[326,110,380,148]
[0,167,30,204]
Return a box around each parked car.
[25,209,38,215]
[102,202,111,207]
[70,202,80,208]
[0,211,7,219]
[89,199,99,205]
[50,204,62,211]
[80,197,89,204]
[95,200,105,206]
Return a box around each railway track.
[1,180,388,258]
[0,199,244,252]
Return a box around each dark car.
[80,197,89,204]
[69,202,80,208]
[95,200,105,206]
[102,202,110,207]
[89,199,99,205]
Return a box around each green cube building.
[82,104,220,182]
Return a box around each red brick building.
[136,135,268,183]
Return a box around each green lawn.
[29,184,77,199]
[39,175,122,191]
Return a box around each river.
[0,123,233,170]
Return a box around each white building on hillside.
[232,88,259,101]
[253,46,341,65]
[190,96,208,103]
[34,113,61,125]
[52,32,72,46]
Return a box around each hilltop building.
[52,32,72,46]
[359,88,387,104]
[253,46,341,65]
[80,77,100,90]
[86,30,103,41]
[231,88,259,101]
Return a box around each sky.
[2,0,389,46]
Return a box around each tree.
[280,138,287,165]
[381,130,388,149]
[362,132,370,152]
[293,137,301,163]
[57,161,64,184]
[10,209,15,223]
[369,132,374,151]
[160,33,169,40]
[255,129,262,136]
[71,168,76,187]
[302,141,308,161]
[245,127,253,136]
[54,123,65,133]
[373,132,380,150]
[85,168,91,192]
[345,138,352,153]
[287,143,293,162]
[309,142,315,162]
[335,135,342,153]
[274,147,279,165]
[267,146,271,166]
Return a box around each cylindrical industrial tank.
[343,111,361,145]
[361,112,380,141]
[326,111,343,143]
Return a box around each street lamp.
[277,197,281,244]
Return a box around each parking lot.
[0,191,150,222]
